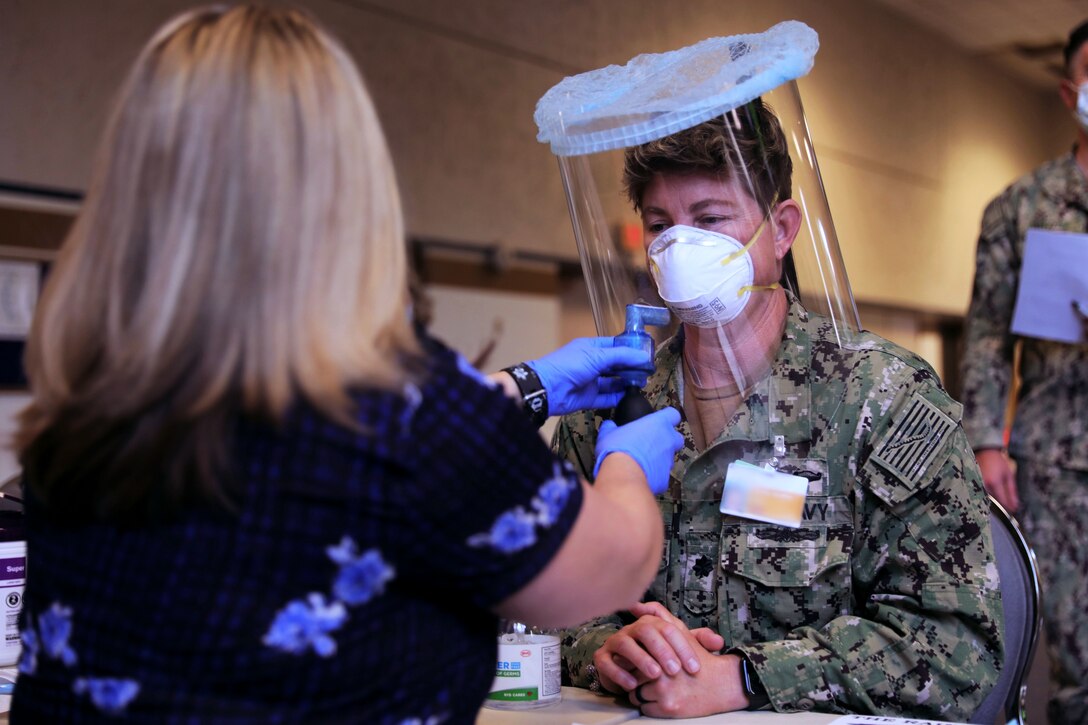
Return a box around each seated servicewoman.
[10,5,684,722]
[552,100,1003,718]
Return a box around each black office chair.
[970,497,1042,725]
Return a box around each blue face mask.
[1076,82,1088,133]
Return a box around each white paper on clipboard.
[1010,228,1088,344]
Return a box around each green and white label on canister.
[484,633,561,709]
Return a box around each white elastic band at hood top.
[534,20,818,157]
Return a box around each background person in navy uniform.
[960,18,1088,725]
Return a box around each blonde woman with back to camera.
[11,5,682,721]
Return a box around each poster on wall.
[426,284,567,440]
[0,261,40,340]
[0,260,43,388]
[0,181,80,389]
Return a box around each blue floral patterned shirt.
[13,336,583,723]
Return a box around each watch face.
[740,658,754,695]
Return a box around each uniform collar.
[644,294,813,450]
[1041,150,1088,211]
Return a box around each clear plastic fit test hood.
[533,21,860,345]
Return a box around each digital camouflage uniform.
[960,150,1088,724]
[557,297,1003,721]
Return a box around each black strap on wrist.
[740,656,770,710]
[502,363,548,428]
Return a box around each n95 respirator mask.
[648,225,761,328]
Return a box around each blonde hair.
[17,4,421,520]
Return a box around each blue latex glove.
[526,337,652,417]
[593,407,683,495]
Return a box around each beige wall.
[2,0,1077,451]
[0,0,1075,317]
[0,2,1077,431]
[0,3,1073,718]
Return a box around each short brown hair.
[1065,19,1088,78]
[622,98,792,214]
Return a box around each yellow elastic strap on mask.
[724,196,780,298]
[737,282,780,298]
[720,196,778,267]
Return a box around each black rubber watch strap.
[740,656,770,710]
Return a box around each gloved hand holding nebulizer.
[594,407,683,495]
[610,303,670,424]
[525,337,651,417]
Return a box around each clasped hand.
[593,602,750,717]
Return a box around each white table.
[476,687,838,725]
[0,664,12,723]
[0,681,837,724]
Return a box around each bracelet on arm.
[584,663,604,694]
[502,363,549,428]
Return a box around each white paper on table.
[572,713,640,725]
[1010,228,1088,344]
[827,715,950,725]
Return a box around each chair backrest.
[970,497,1042,725]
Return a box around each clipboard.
[1010,228,1088,344]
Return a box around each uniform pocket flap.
[680,531,719,615]
[730,525,848,588]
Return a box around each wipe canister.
[483,620,561,709]
[0,510,25,667]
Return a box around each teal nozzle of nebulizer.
[612,304,670,426]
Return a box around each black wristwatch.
[740,656,770,710]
